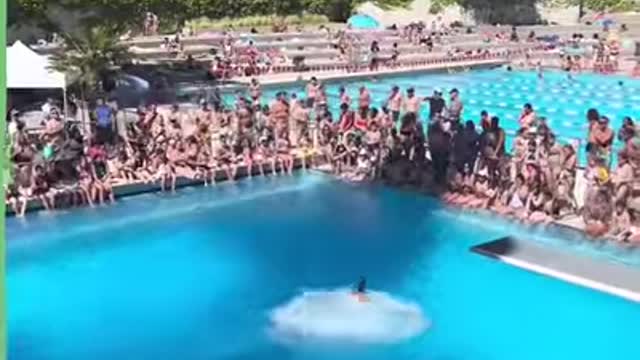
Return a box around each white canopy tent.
[7,40,68,117]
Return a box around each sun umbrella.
[348,14,381,30]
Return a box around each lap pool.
[7,173,640,360]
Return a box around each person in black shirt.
[453,120,479,172]
[413,121,426,165]
[369,41,381,71]
[428,122,451,186]
[424,90,445,121]
[390,42,400,64]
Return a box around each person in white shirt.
[41,98,55,117]
[7,109,20,143]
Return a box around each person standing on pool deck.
[589,116,614,165]
[404,88,422,119]
[518,103,536,130]
[359,86,371,117]
[387,86,403,123]
[585,108,600,154]
[249,78,262,105]
[306,77,319,108]
[447,88,463,123]
[479,110,491,131]
[424,90,445,122]
[94,99,114,145]
[339,86,351,107]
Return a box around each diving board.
[471,237,640,303]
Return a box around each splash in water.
[268,288,430,345]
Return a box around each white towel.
[574,168,587,210]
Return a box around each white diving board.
[471,237,640,303]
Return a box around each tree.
[456,0,541,24]
[49,23,131,116]
[303,0,414,22]
[544,0,637,12]
[11,0,416,32]
[429,0,459,14]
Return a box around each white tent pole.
[62,86,68,121]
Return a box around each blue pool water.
[226,68,640,163]
[7,173,640,360]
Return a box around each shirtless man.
[447,88,463,123]
[518,103,536,130]
[387,86,403,123]
[358,86,371,117]
[270,92,289,141]
[404,88,422,118]
[289,98,309,146]
[236,99,253,137]
[588,116,614,162]
[196,100,214,127]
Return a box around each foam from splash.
[268,288,430,345]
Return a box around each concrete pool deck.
[472,237,640,303]
[234,58,509,86]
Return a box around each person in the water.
[355,276,367,293]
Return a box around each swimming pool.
[7,173,640,360]
[228,68,640,163]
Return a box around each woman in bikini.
[506,174,529,219]
[491,180,515,216]
[332,136,349,175]
[239,138,254,178]
[32,165,55,212]
[450,171,476,207]
[185,138,210,184]
[295,135,315,170]
[257,136,277,176]
[91,155,116,205]
[344,134,360,170]
[276,137,294,175]
[216,142,237,181]
[612,151,633,206]
[525,185,551,224]
[584,185,613,238]
[76,157,95,207]
[465,168,496,209]
[157,154,177,192]
[14,165,34,216]
[443,170,465,204]
[315,84,328,114]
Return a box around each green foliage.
[49,24,131,100]
[11,0,415,28]
[544,0,638,11]
[429,0,459,14]
[302,0,413,22]
[187,14,329,31]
